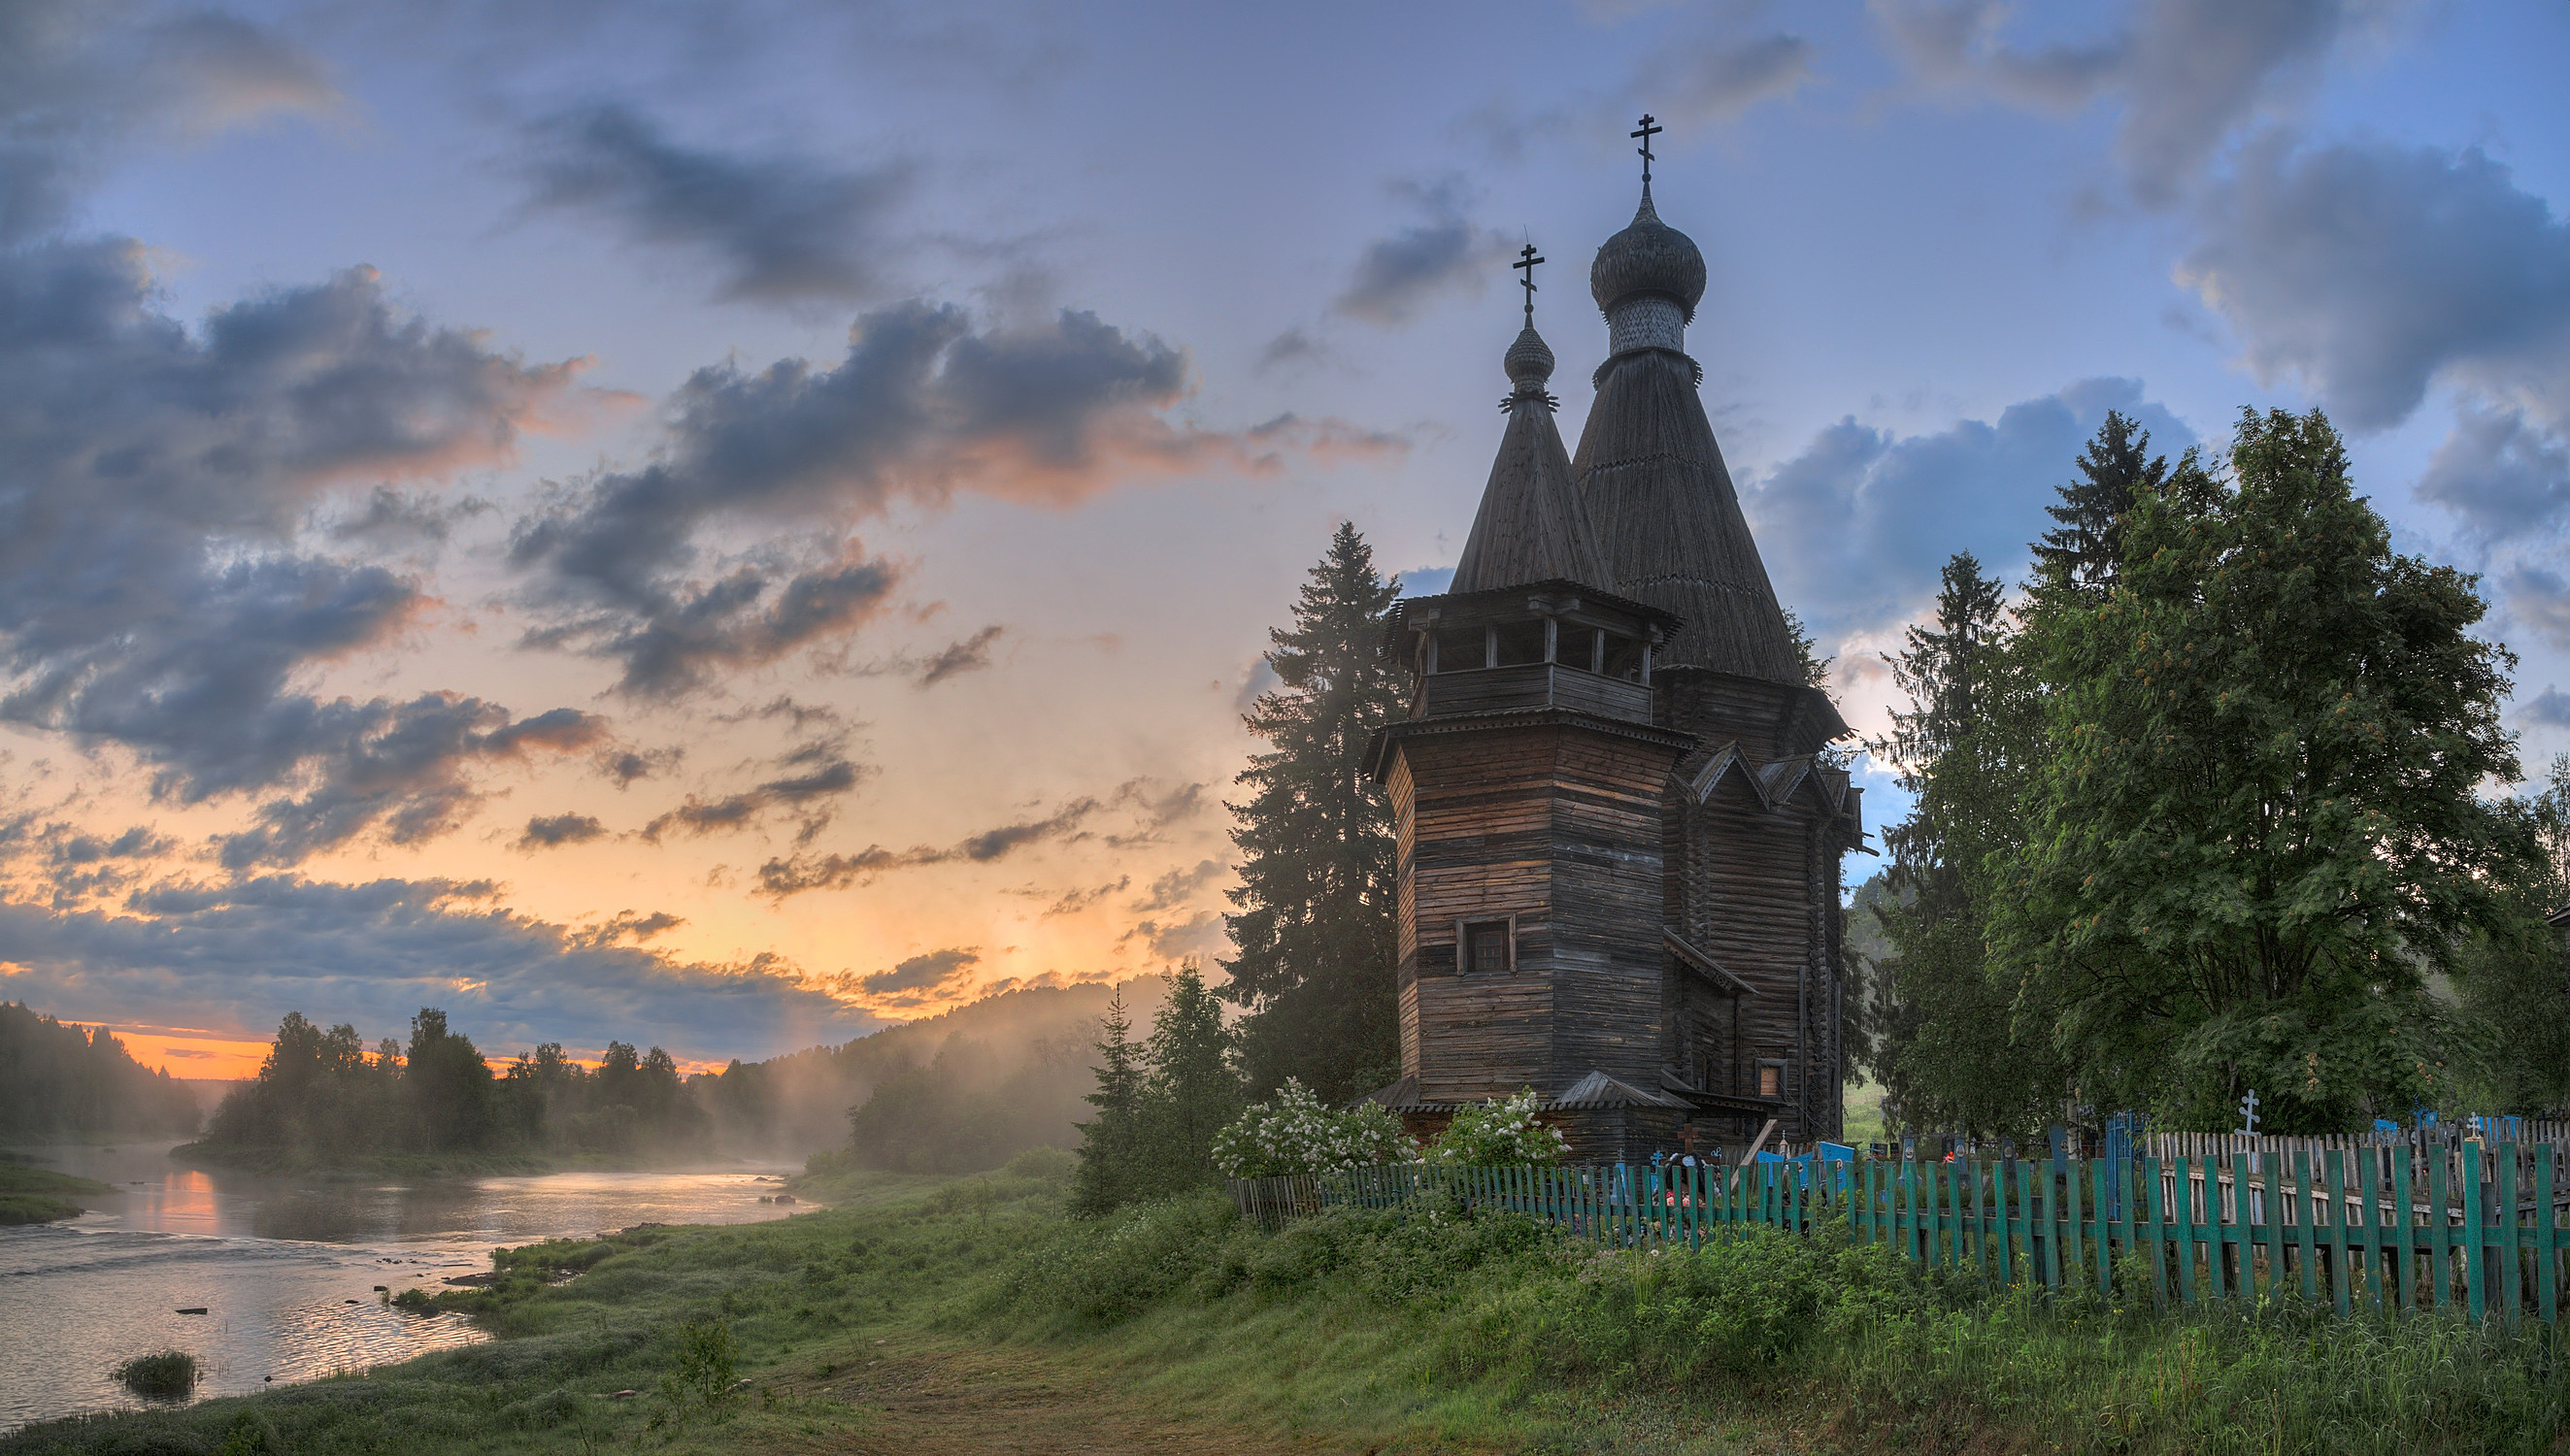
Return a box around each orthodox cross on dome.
[1513,242,1544,321]
[1631,114,1663,183]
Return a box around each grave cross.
[1631,114,1663,182]
[2237,1088,2261,1137]
[1513,243,1544,320]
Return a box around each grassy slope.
[0,1158,118,1224]
[7,1161,2566,1456]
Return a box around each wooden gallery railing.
[1225,1143,2570,1325]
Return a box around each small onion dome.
[1588,185,1706,322]
[1504,324,1555,389]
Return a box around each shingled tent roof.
[1573,193,1807,683]
[1451,323,1607,594]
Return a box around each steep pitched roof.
[1451,325,1607,593]
[1572,347,1806,681]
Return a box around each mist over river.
[0,1142,807,1431]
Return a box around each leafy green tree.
[1222,521,1407,1101]
[1069,989,1146,1214]
[2453,755,2570,1113]
[1992,409,2536,1131]
[1860,551,2067,1138]
[404,1008,496,1151]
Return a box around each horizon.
[2,0,2565,1073]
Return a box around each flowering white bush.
[1211,1078,1417,1177]
[1423,1087,1569,1166]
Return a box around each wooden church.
[1364,131,1864,1161]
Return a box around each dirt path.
[751,1341,1400,1455]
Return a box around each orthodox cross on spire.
[1631,114,1663,183]
[1513,242,1544,321]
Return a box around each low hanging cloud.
[518,102,915,304]
[0,874,882,1060]
[0,239,602,867]
[1335,179,1515,326]
[1869,0,2355,205]
[853,946,980,998]
[1742,377,2194,640]
[511,300,1388,697]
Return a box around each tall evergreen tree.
[1992,409,2536,1131]
[1222,522,1407,1101]
[1068,988,1144,1214]
[1861,552,2066,1136]
[1135,962,1243,1195]
[2033,410,2178,597]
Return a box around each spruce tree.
[2453,755,2570,1113]
[2032,410,2174,597]
[1992,409,2537,1130]
[1134,962,1243,1196]
[1068,988,1144,1214]
[1222,521,1407,1101]
[1862,552,2066,1137]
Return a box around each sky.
[3,0,2567,1078]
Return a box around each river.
[0,1142,810,1432]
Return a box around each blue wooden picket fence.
[1225,1142,2570,1324]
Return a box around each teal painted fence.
[1226,1142,2570,1324]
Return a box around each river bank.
[8,1154,2565,1454]
[0,1160,117,1225]
[163,1142,797,1181]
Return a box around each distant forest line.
[41,979,1158,1173]
[0,1003,201,1142]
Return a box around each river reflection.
[0,1142,806,1431]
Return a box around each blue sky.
[3,0,2566,1073]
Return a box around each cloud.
[752,777,1205,899]
[1117,910,1226,964]
[854,947,980,997]
[1869,0,2353,204]
[1254,327,1331,375]
[1742,378,2194,638]
[1,0,339,243]
[639,742,867,844]
[1633,27,1814,127]
[511,300,1372,696]
[1034,877,1128,917]
[1335,179,1513,326]
[916,625,1005,686]
[0,874,882,1060]
[2418,404,2570,541]
[517,812,606,849]
[518,102,914,304]
[2522,687,2570,730]
[0,241,600,866]
[2498,568,2570,651]
[567,909,685,947]
[2178,138,2570,435]
[1132,858,1225,913]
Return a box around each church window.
[1492,619,1547,666]
[1756,1061,1786,1099]
[1601,632,1645,681]
[1462,918,1513,975]
[1432,627,1488,673]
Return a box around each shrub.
[654,1318,740,1419]
[1212,1079,1416,1177]
[1004,1144,1077,1180]
[112,1351,197,1399]
[1423,1089,1567,1166]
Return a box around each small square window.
[1756,1062,1785,1099]
[1463,919,1512,975]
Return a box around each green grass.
[7,1151,2565,1455]
[0,1158,118,1222]
[111,1353,196,1400]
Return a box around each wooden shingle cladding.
[1659,668,1866,1145]
[1379,708,1693,1108]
